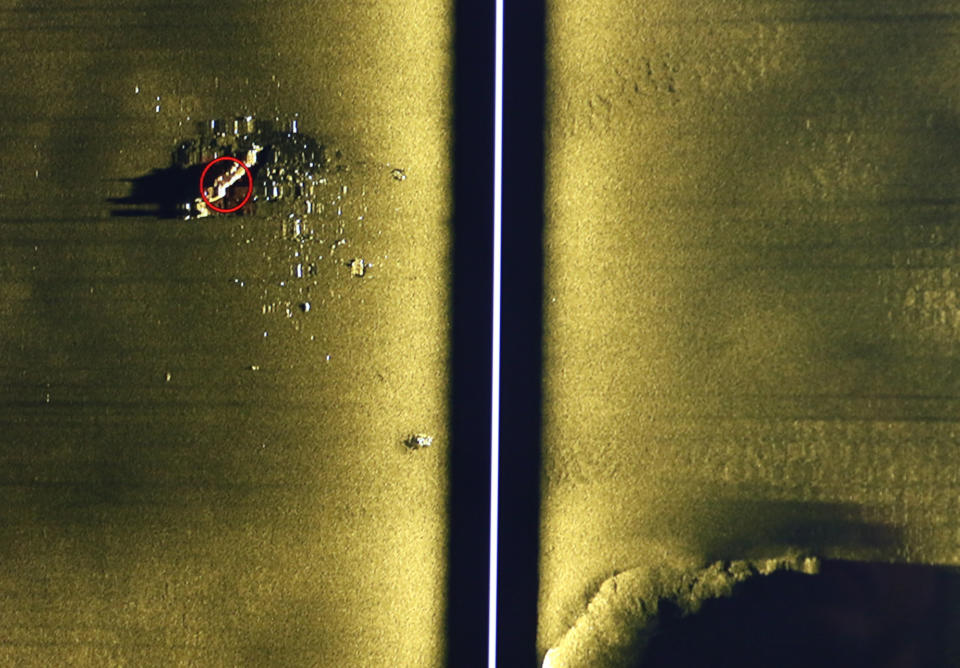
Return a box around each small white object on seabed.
[404,434,433,451]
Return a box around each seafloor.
[540,0,960,664]
[0,1,450,665]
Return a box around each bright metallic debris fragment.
[390,167,407,181]
[188,144,262,218]
[350,258,367,277]
[404,434,433,451]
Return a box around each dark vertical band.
[448,1,496,667]
[497,0,546,665]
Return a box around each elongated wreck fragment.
[542,552,820,668]
[190,145,261,218]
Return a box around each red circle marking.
[198,156,253,214]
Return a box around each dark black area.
[640,560,960,668]
[446,1,496,667]
[497,0,546,666]
[107,165,205,218]
[108,162,261,219]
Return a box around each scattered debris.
[109,114,330,220]
[112,115,379,342]
[390,167,407,181]
[174,116,327,220]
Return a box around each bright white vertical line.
[489,0,503,665]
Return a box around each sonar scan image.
[0,1,449,666]
[2,0,960,667]
[536,1,960,666]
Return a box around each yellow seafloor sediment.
[541,0,960,661]
[0,1,451,666]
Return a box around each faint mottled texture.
[541,0,960,660]
[0,1,450,666]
